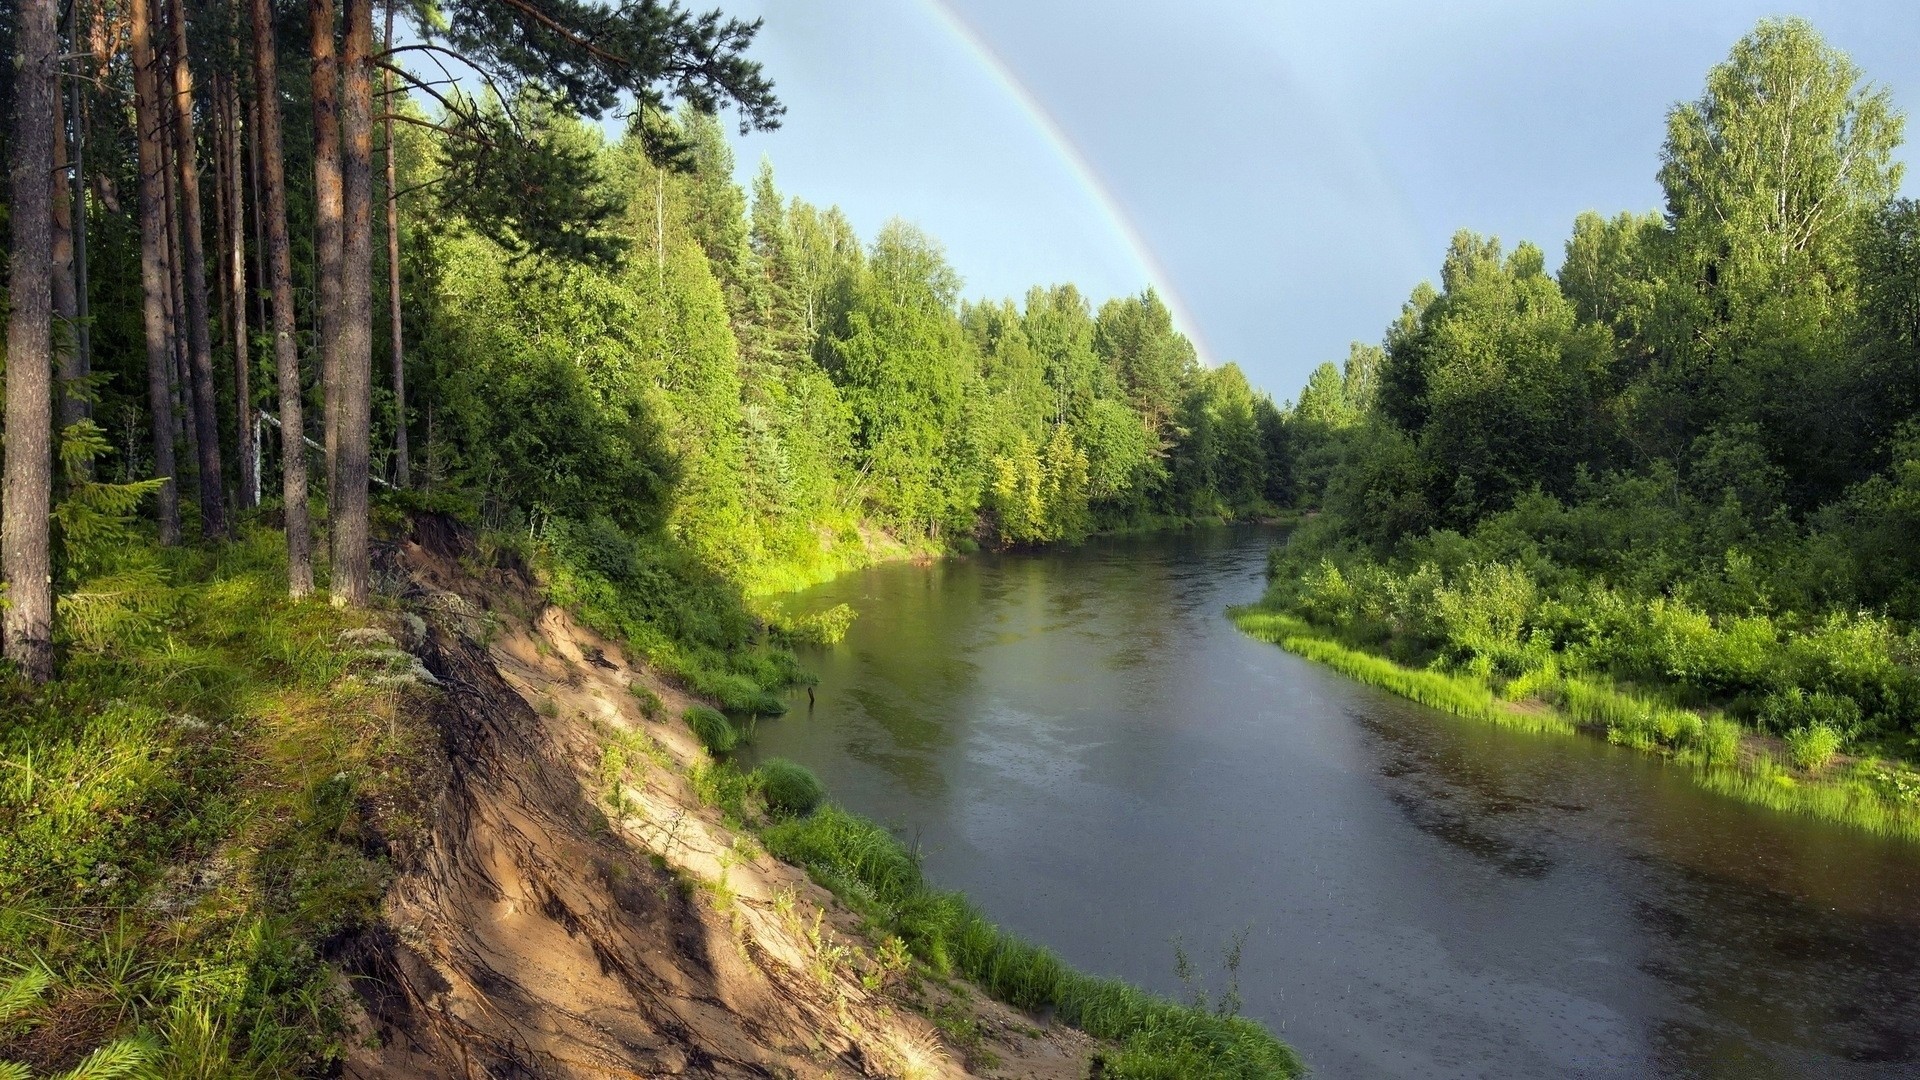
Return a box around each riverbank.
[416,521,1304,1079]
[1232,606,1920,842]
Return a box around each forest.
[1250,17,1920,831]
[0,0,1294,1074]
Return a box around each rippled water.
[741,526,1920,1078]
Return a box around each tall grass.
[1231,610,1572,736]
[762,807,1302,1079]
[1233,603,1920,841]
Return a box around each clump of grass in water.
[762,806,1302,1079]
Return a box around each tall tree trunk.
[161,109,198,493]
[4,0,59,682]
[250,0,313,596]
[51,75,80,436]
[310,0,343,516]
[67,67,94,433]
[332,0,374,606]
[247,90,267,339]
[167,0,229,538]
[383,0,409,488]
[224,77,257,509]
[131,0,181,545]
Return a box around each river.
[740,525,1920,1078]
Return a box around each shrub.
[1758,688,1863,738]
[1786,723,1843,772]
[684,705,740,754]
[756,758,825,818]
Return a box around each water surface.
[743,526,1920,1078]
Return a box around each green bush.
[756,758,825,818]
[1759,687,1865,739]
[1786,723,1843,771]
[683,705,740,754]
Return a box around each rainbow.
[917,0,1217,366]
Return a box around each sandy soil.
[338,520,1096,1079]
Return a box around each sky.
[717,1,1920,402]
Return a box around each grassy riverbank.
[761,805,1303,1079]
[686,710,1302,1077]
[1232,606,1920,842]
[0,529,434,1076]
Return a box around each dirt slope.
[339,523,1095,1079]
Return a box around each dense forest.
[0,0,1294,1074]
[1252,17,1920,824]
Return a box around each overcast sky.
[718,1,1920,402]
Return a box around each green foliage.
[684,704,741,754]
[754,757,824,818]
[1786,723,1844,771]
[762,806,1302,1078]
[1,529,427,1075]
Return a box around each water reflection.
[743,526,1920,1078]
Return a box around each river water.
[740,525,1920,1078]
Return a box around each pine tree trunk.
[161,112,200,501]
[51,78,80,436]
[247,91,268,340]
[383,0,409,489]
[4,0,59,682]
[167,0,229,539]
[332,0,375,606]
[67,71,94,435]
[311,0,344,516]
[225,78,257,509]
[250,0,313,596]
[131,0,181,545]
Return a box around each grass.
[684,705,742,755]
[1232,602,1920,842]
[1230,609,1572,736]
[755,758,825,818]
[761,806,1303,1080]
[0,526,433,1077]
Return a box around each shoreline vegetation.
[1231,605,1920,842]
[1245,18,1920,850]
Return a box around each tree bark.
[311,0,344,514]
[383,0,409,488]
[332,0,375,606]
[247,90,268,339]
[167,0,229,538]
[225,77,257,509]
[51,75,80,435]
[161,107,198,493]
[131,0,181,545]
[4,0,59,682]
[67,67,94,434]
[251,0,313,596]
